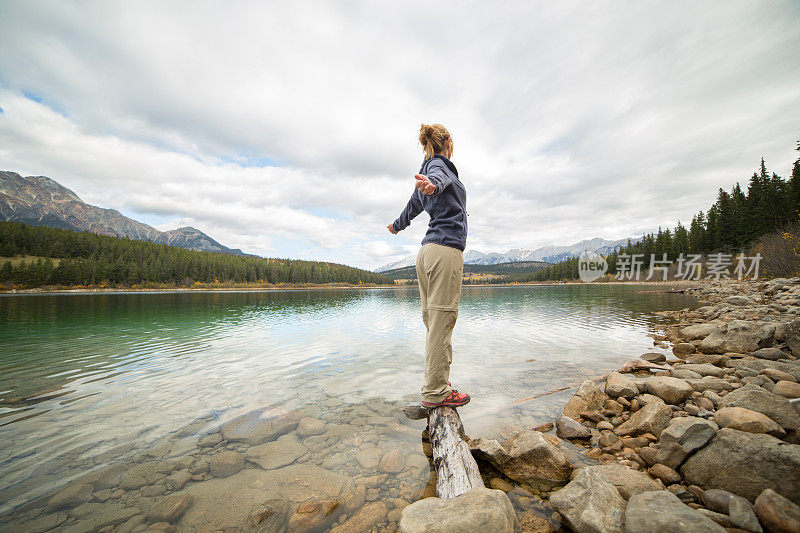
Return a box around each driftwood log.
[403,405,484,498]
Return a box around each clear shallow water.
[0,284,698,530]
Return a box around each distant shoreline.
[0,279,708,295]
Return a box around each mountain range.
[0,171,244,255]
[376,237,636,272]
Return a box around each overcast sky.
[1,1,798,269]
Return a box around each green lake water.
[0,284,698,531]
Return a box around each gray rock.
[727,296,754,306]
[606,372,639,399]
[556,416,591,439]
[753,347,790,361]
[754,488,800,533]
[728,497,762,533]
[625,490,726,533]
[651,416,717,469]
[469,430,573,484]
[579,464,661,500]
[673,343,696,358]
[784,318,800,357]
[680,324,720,341]
[564,380,608,420]
[399,488,520,533]
[678,364,727,378]
[550,467,625,533]
[681,428,800,503]
[640,352,667,363]
[684,376,736,392]
[701,488,753,515]
[700,321,774,355]
[245,439,307,470]
[220,407,302,445]
[646,377,694,405]
[614,402,672,437]
[726,357,800,381]
[714,407,786,437]
[672,369,703,380]
[719,384,800,431]
[209,450,245,478]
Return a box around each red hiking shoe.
[422,389,471,408]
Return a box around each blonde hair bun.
[419,123,451,160]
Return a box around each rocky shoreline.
[3,279,799,532]
[404,278,798,533]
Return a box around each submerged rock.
[245,438,308,470]
[331,501,388,533]
[239,498,293,533]
[220,407,302,445]
[399,488,519,533]
[147,494,194,523]
[288,497,341,532]
[209,450,245,478]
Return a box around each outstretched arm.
[389,190,424,233]
[417,160,453,196]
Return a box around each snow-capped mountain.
[375,237,636,272]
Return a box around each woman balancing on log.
[388,123,470,408]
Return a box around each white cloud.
[1,1,799,269]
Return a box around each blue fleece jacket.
[392,155,467,252]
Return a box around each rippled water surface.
[0,284,697,530]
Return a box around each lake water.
[0,284,697,531]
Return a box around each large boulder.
[549,468,625,533]
[645,377,694,405]
[605,372,638,399]
[699,321,774,354]
[784,318,800,357]
[625,490,726,533]
[220,407,302,445]
[614,401,672,437]
[774,380,800,399]
[719,384,800,431]
[726,357,800,381]
[469,430,573,484]
[683,376,735,392]
[681,428,800,503]
[754,488,800,533]
[578,464,661,500]
[651,417,718,469]
[399,488,520,533]
[563,380,608,420]
[675,364,727,378]
[714,407,786,437]
[680,324,720,341]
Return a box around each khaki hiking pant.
[416,243,463,403]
